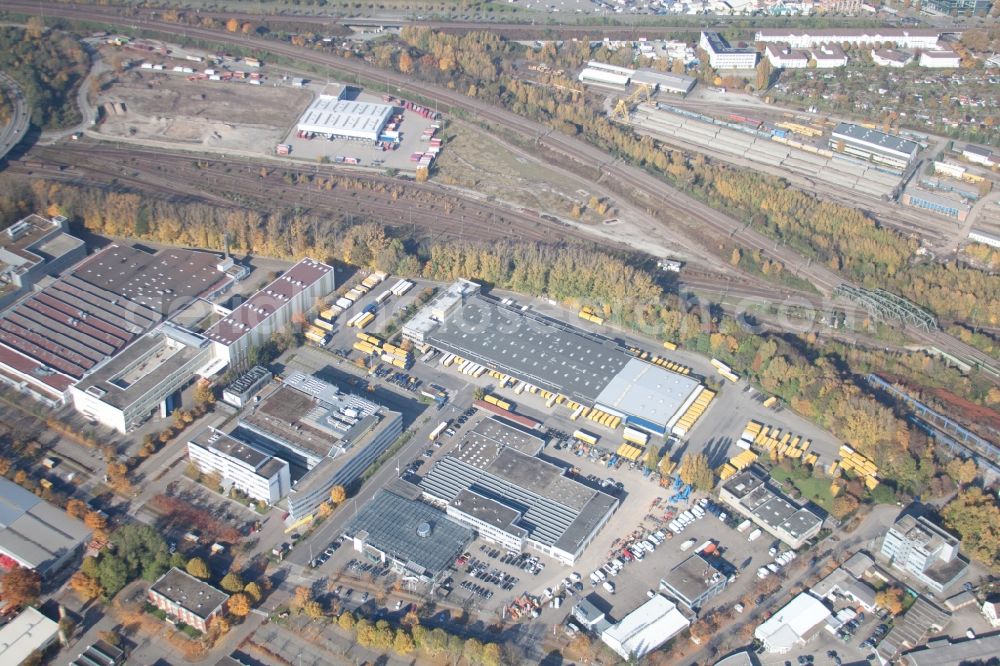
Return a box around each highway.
[2,0,996,380]
[0,71,29,162]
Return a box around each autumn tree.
[66,498,87,519]
[244,581,262,604]
[393,628,415,655]
[946,458,977,486]
[942,488,1000,570]
[291,585,313,614]
[228,592,251,617]
[678,453,715,491]
[69,570,103,601]
[193,379,215,406]
[219,571,244,593]
[225,18,239,32]
[0,566,41,607]
[875,586,905,615]
[831,493,860,520]
[330,485,347,505]
[186,557,210,580]
[398,51,414,74]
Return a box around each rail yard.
[0,4,998,666]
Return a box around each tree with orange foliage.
[225,18,239,32]
[0,566,41,608]
[228,592,251,617]
[69,571,103,601]
[66,498,87,519]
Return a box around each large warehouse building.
[829,122,920,173]
[297,94,394,143]
[403,280,704,436]
[0,477,91,578]
[420,416,619,565]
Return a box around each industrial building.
[919,50,961,68]
[0,214,85,310]
[903,633,1000,666]
[0,607,59,666]
[577,61,634,87]
[296,93,394,143]
[659,551,729,610]
[420,417,619,565]
[699,32,758,69]
[754,28,941,49]
[753,592,831,653]
[235,371,402,521]
[0,477,91,577]
[962,144,997,167]
[630,69,697,95]
[404,280,704,436]
[221,365,273,408]
[969,229,1000,248]
[148,567,229,633]
[69,323,217,433]
[600,595,691,660]
[187,427,291,505]
[70,639,127,666]
[829,122,920,172]
[902,186,971,221]
[205,258,334,368]
[877,596,952,661]
[810,566,878,612]
[922,0,991,14]
[573,597,612,633]
[0,241,233,408]
[879,514,967,594]
[342,482,474,583]
[718,466,822,549]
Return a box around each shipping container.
[313,318,334,332]
[573,430,598,446]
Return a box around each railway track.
[3,1,997,380]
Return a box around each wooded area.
[0,24,89,129]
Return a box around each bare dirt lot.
[95,70,311,151]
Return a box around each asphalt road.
[0,71,29,160]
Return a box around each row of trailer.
[718,448,760,481]
[578,305,605,325]
[440,353,489,378]
[710,358,740,383]
[352,332,413,369]
[672,388,715,437]
[740,420,818,466]
[482,394,513,411]
[836,445,880,490]
[624,345,690,376]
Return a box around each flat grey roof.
[905,634,1000,666]
[420,422,619,553]
[149,568,229,621]
[72,244,229,314]
[191,427,271,469]
[663,552,726,603]
[723,468,822,539]
[344,488,473,578]
[880,596,951,659]
[426,294,630,403]
[451,488,525,535]
[832,123,920,159]
[226,365,272,396]
[73,328,209,410]
[0,477,91,573]
[297,95,393,136]
[631,69,696,93]
[702,31,756,55]
[595,357,699,430]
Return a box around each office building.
[922,0,991,14]
[719,467,822,549]
[872,48,915,67]
[699,32,759,69]
[0,214,85,310]
[764,44,810,68]
[69,323,216,433]
[148,567,229,633]
[879,514,967,594]
[236,371,402,521]
[810,43,849,68]
[187,427,291,505]
[0,477,91,577]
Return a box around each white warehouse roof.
[595,357,701,432]
[755,592,831,653]
[297,95,394,141]
[601,595,690,660]
[578,67,631,87]
[0,607,59,666]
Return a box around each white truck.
[680,538,697,552]
[747,528,763,542]
[737,519,753,533]
[602,581,616,594]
